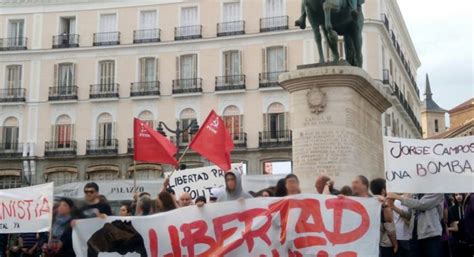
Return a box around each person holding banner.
[42,198,76,257]
[78,182,112,218]
[387,193,444,257]
[217,170,252,202]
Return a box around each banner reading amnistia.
[384,136,474,193]
[73,194,381,257]
[0,183,53,233]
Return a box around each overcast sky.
[397,0,473,110]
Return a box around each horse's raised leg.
[353,20,364,67]
[323,28,340,62]
[306,14,325,63]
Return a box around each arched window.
[223,105,243,141]
[1,117,19,150]
[52,115,73,148]
[45,167,78,186]
[97,113,114,146]
[264,102,289,140]
[138,110,154,127]
[179,108,196,144]
[86,165,119,181]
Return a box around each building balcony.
[393,83,422,135]
[89,84,119,99]
[217,21,245,37]
[130,81,160,97]
[52,34,79,48]
[44,141,77,157]
[215,75,246,91]
[127,138,134,154]
[175,25,202,40]
[259,71,286,88]
[133,29,161,44]
[260,16,289,32]
[93,32,120,46]
[0,88,26,103]
[48,86,78,101]
[231,133,247,148]
[172,78,203,94]
[86,139,118,155]
[0,142,23,158]
[0,37,27,51]
[382,69,390,85]
[259,130,292,148]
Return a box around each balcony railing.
[175,25,202,40]
[260,16,289,32]
[52,34,79,48]
[86,139,118,155]
[130,81,160,97]
[172,78,203,94]
[0,142,23,158]
[45,141,77,157]
[382,69,390,85]
[0,37,27,51]
[48,86,78,101]
[259,71,286,88]
[93,32,120,46]
[133,29,161,44]
[393,83,422,135]
[217,21,245,37]
[89,84,119,99]
[259,130,292,148]
[127,138,134,154]
[0,88,26,103]
[231,133,247,148]
[215,75,246,91]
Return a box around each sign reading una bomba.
[383,136,474,193]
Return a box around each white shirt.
[393,200,411,241]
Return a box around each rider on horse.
[296,0,364,29]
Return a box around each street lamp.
[156,120,199,161]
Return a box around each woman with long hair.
[156,191,178,212]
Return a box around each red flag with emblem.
[133,118,178,166]
[189,110,234,171]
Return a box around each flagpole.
[133,160,137,189]
[167,145,191,178]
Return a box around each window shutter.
[263,113,268,131]
[284,46,288,71]
[176,56,180,79]
[71,63,76,86]
[239,50,243,75]
[192,54,198,78]
[140,58,146,82]
[155,58,160,81]
[262,48,267,73]
[53,64,58,87]
[285,112,290,130]
[52,124,56,142]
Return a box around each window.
[140,10,157,30]
[53,115,73,148]
[138,110,154,127]
[389,59,393,76]
[55,63,75,88]
[59,17,76,34]
[0,175,22,189]
[264,103,288,138]
[98,60,115,85]
[139,57,158,82]
[88,171,117,180]
[263,161,291,175]
[223,2,240,22]
[97,113,114,146]
[181,7,198,26]
[179,108,196,144]
[6,65,22,90]
[46,171,77,186]
[1,117,19,149]
[223,50,241,76]
[7,20,24,46]
[264,46,287,73]
[434,119,439,133]
[178,54,197,80]
[97,14,117,43]
[223,105,243,137]
[265,0,284,17]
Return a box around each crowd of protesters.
[0,172,473,257]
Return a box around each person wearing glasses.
[79,182,112,218]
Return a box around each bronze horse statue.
[296,0,365,67]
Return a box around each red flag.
[189,110,234,171]
[133,118,178,166]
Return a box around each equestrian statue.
[295,0,365,67]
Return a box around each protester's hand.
[70,219,77,228]
[337,194,345,199]
[98,213,108,219]
[196,202,205,208]
[393,244,398,254]
[386,198,395,208]
[238,197,246,203]
[386,193,402,201]
[376,195,385,204]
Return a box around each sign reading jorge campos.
[169,164,244,200]
[383,136,474,193]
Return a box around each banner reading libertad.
[73,194,381,257]
[0,183,53,234]
[384,136,474,193]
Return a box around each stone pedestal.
[279,65,392,193]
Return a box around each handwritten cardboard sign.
[73,194,381,257]
[384,136,474,193]
[0,183,53,233]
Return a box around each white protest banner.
[384,136,474,193]
[73,194,381,257]
[0,183,53,233]
[169,163,243,200]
